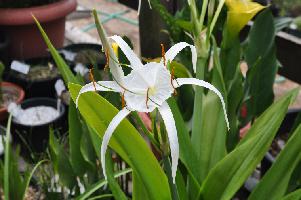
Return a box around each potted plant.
[10,97,66,154]
[0,62,25,121]
[0,0,77,61]
[6,57,61,98]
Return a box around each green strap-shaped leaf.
[69,102,90,175]
[198,89,299,200]
[33,16,78,85]
[281,189,301,200]
[49,131,77,189]
[69,83,171,200]
[105,152,128,200]
[76,168,132,200]
[249,124,301,200]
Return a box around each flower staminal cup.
[225,0,265,42]
[77,13,230,183]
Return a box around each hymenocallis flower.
[225,0,265,39]
[76,15,229,183]
[138,0,152,15]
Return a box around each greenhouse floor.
[66,0,301,109]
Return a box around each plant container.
[0,82,25,121]
[11,98,66,153]
[0,0,77,61]
[5,57,60,98]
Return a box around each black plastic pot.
[286,28,301,38]
[0,125,7,157]
[5,56,60,98]
[59,43,106,71]
[261,109,300,176]
[11,98,66,154]
[0,31,9,65]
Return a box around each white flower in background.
[76,36,229,183]
[138,0,152,15]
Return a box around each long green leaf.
[249,124,301,200]
[245,10,277,116]
[22,160,48,200]
[132,172,150,200]
[199,89,298,200]
[281,189,301,200]
[69,83,171,200]
[77,168,132,200]
[105,152,128,200]
[4,115,12,200]
[69,101,89,175]
[49,131,77,189]
[168,98,201,188]
[33,16,78,84]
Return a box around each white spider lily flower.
[138,0,152,15]
[76,36,229,183]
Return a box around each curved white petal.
[110,35,143,70]
[138,0,142,15]
[101,108,131,180]
[174,78,230,130]
[123,63,173,112]
[76,81,122,108]
[138,0,152,15]
[164,42,197,73]
[158,102,179,183]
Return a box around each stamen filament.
[146,88,150,109]
[89,68,97,92]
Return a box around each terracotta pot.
[0,82,25,121]
[0,0,77,61]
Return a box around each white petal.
[123,63,173,112]
[110,35,143,70]
[138,0,152,15]
[164,42,197,73]
[76,81,122,108]
[101,108,131,180]
[138,0,142,15]
[158,102,179,183]
[174,78,230,130]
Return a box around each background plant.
[32,1,301,200]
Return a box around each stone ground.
[66,0,301,109]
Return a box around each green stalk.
[132,112,161,152]
[4,114,12,200]
[191,58,207,154]
[199,0,209,31]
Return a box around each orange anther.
[171,67,177,95]
[89,68,97,92]
[121,91,126,109]
[104,49,110,72]
[161,44,166,67]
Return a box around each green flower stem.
[191,57,207,154]
[132,111,161,152]
[4,114,12,200]
[209,0,225,36]
[199,0,209,32]
[189,0,202,36]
